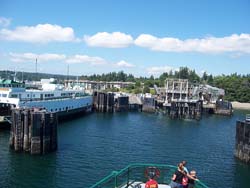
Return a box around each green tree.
[143,86,150,93]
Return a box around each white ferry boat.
[0,79,92,120]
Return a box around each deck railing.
[246,114,250,122]
[90,163,208,188]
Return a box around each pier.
[235,115,250,163]
[9,108,58,155]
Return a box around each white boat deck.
[121,181,170,188]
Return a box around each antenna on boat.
[67,64,69,87]
[13,68,17,81]
[35,58,38,81]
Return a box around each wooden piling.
[169,100,202,120]
[115,96,129,112]
[235,119,250,163]
[10,108,58,155]
[93,92,115,112]
[215,100,233,116]
[23,110,30,152]
[142,97,156,112]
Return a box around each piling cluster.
[168,101,202,120]
[235,120,250,163]
[92,91,235,121]
[215,100,233,115]
[9,108,57,155]
[115,96,129,112]
[93,91,132,112]
[142,97,156,112]
[93,91,115,112]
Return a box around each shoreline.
[231,101,250,110]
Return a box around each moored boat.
[0,79,93,122]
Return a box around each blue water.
[0,110,250,188]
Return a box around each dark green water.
[0,110,250,188]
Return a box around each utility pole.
[35,58,37,81]
[67,64,69,87]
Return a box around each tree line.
[80,68,250,102]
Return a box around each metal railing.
[246,114,250,122]
[90,163,208,188]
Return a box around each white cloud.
[65,54,107,65]
[135,33,250,54]
[0,17,11,27]
[9,52,66,62]
[115,60,135,68]
[0,24,77,43]
[146,66,176,76]
[84,32,133,48]
[9,53,113,66]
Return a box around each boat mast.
[35,58,38,81]
[67,64,69,88]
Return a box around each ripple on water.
[1,111,250,188]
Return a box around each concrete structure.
[162,78,225,105]
[164,79,189,104]
[66,80,135,91]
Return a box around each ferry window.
[45,94,48,97]
[59,108,61,111]
[51,109,53,112]
[27,94,29,97]
[10,94,18,98]
[33,94,35,97]
[2,94,7,97]
[55,108,57,111]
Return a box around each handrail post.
[115,171,118,188]
[126,167,130,187]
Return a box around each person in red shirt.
[145,171,158,188]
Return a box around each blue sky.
[0,0,249,77]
